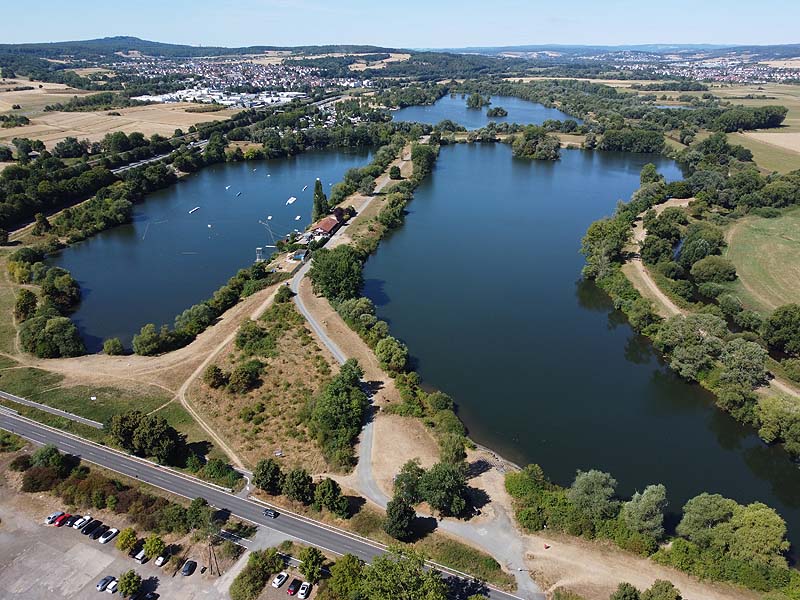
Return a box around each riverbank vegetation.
[582,130,800,454]
[506,463,798,596]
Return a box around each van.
[134,548,147,564]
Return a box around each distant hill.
[0,36,400,59]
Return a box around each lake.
[363,142,800,543]
[392,94,577,130]
[51,149,371,351]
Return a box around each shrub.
[203,364,229,388]
[22,466,62,492]
[229,548,284,600]
[9,454,32,471]
[103,337,124,355]
[227,360,263,393]
[690,256,737,283]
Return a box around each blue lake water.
[50,149,371,351]
[392,94,577,129]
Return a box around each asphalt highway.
[0,408,526,600]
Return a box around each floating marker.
[189,206,200,214]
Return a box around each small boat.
[295,215,301,221]
[302,185,308,192]
[286,196,297,205]
[252,168,257,172]
[207,224,212,228]
[225,185,231,190]
[267,216,272,220]
[267,174,271,177]
[236,192,242,197]
[188,206,200,214]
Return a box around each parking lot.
[0,502,241,599]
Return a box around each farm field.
[729,132,800,173]
[0,78,93,113]
[0,102,240,148]
[723,207,800,313]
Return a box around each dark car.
[81,519,102,535]
[181,560,197,576]
[130,592,159,600]
[63,515,79,528]
[263,508,279,519]
[287,579,302,596]
[90,524,110,540]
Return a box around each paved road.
[0,390,103,429]
[111,139,208,174]
[0,410,525,600]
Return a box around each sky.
[2,0,799,48]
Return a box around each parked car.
[133,548,147,564]
[81,519,102,536]
[63,515,79,527]
[53,513,71,527]
[181,560,197,576]
[99,528,119,544]
[154,554,168,567]
[91,525,110,540]
[130,592,159,600]
[298,582,312,599]
[287,579,302,596]
[271,572,289,588]
[263,508,279,519]
[96,576,115,592]
[73,515,91,529]
[44,511,64,525]
[106,579,118,594]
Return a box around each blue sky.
[3,0,798,48]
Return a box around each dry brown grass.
[0,103,240,149]
[188,301,337,472]
[0,78,93,113]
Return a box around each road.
[0,409,525,600]
[111,139,208,174]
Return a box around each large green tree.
[383,496,416,541]
[361,547,447,600]
[622,484,668,540]
[252,458,284,495]
[567,470,619,521]
[308,245,364,302]
[418,462,468,517]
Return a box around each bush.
[9,454,32,471]
[690,256,737,283]
[103,337,124,355]
[22,466,62,492]
[202,364,229,388]
[229,548,284,600]
[227,360,263,393]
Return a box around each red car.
[287,579,302,596]
[53,513,72,527]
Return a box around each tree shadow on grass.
[408,515,438,541]
[465,458,492,480]
[346,494,366,517]
[446,576,491,600]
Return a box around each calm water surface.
[392,94,577,130]
[363,143,800,541]
[51,149,370,351]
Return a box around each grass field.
[729,132,800,173]
[723,207,800,313]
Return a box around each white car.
[298,582,312,599]
[73,515,91,529]
[44,511,64,525]
[106,580,118,594]
[98,528,118,544]
[155,554,168,567]
[271,572,289,588]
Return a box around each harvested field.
[731,132,800,173]
[723,207,800,313]
[188,301,338,472]
[0,103,240,148]
[0,78,92,113]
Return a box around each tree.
[611,582,641,600]
[719,338,767,388]
[312,179,329,221]
[622,484,668,540]
[358,176,376,196]
[418,462,468,516]
[14,289,37,322]
[640,163,664,185]
[383,496,416,541]
[187,497,213,531]
[329,554,364,600]
[103,337,124,355]
[641,580,681,600]
[690,256,737,283]
[763,304,800,355]
[716,501,790,568]
[117,570,142,597]
[275,285,293,303]
[0,228,8,245]
[375,336,408,373]
[143,534,166,560]
[676,493,738,547]
[253,458,284,495]
[389,165,401,180]
[361,547,447,600]
[227,360,263,393]
[31,444,69,476]
[308,245,364,302]
[567,470,619,521]
[439,433,467,465]
[283,468,314,504]
[394,459,425,503]
[32,212,52,236]
[115,527,138,553]
[314,477,349,517]
[202,364,228,388]
[299,546,325,583]
[511,126,561,160]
